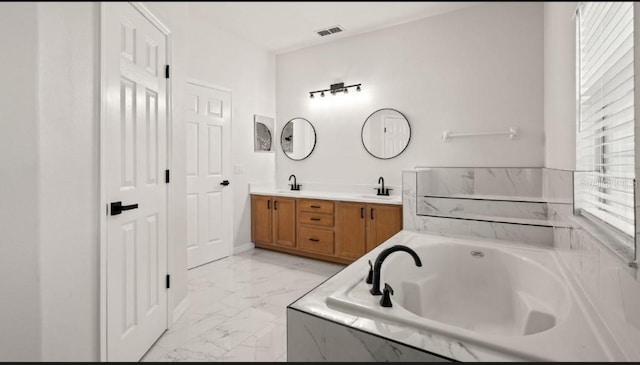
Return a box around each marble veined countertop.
[289,230,623,362]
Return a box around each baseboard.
[233,242,255,254]
[172,294,190,323]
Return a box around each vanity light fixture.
[309,82,362,99]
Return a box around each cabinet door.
[251,195,272,245]
[366,204,402,252]
[273,197,297,248]
[335,202,366,260]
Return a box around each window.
[575,2,635,239]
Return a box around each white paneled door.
[185,82,232,269]
[383,115,410,157]
[103,3,168,361]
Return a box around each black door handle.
[274,201,278,210]
[220,180,230,186]
[361,207,364,219]
[371,208,374,220]
[110,201,139,216]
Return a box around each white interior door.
[383,115,410,157]
[185,82,232,269]
[103,3,168,361]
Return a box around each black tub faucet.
[375,176,392,196]
[289,174,301,191]
[370,245,422,296]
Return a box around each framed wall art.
[254,114,274,152]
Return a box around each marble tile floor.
[141,248,345,362]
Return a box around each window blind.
[576,2,636,237]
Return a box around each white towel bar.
[442,127,518,142]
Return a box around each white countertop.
[250,188,402,205]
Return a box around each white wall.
[186,12,276,248]
[37,3,100,360]
[276,3,544,189]
[0,3,42,361]
[544,2,577,170]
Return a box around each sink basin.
[358,194,393,199]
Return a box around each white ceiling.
[188,2,480,54]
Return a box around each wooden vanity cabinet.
[273,197,297,248]
[297,199,335,255]
[365,204,403,252]
[251,194,402,264]
[336,202,403,259]
[251,195,272,245]
[335,202,367,260]
[251,195,296,248]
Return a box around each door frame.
[99,2,173,361]
[185,78,234,264]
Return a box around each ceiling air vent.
[316,25,344,37]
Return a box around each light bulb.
[321,91,325,97]
[310,93,314,99]
[356,85,361,92]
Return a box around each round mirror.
[281,118,317,161]
[361,108,411,159]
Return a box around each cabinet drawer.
[298,199,334,214]
[298,227,334,255]
[299,212,334,227]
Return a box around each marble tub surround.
[542,168,574,203]
[554,219,640,360]
[249,182,402,205]
[416,197,572,229]
[418,196,549,220]
[289,230,624,361]
[404,168,574,246]
[416,167,544,199]
[416,167,573,203]
[406,214,554,247]
[287,308,447,362]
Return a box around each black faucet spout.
[376,176,388,196]
[370,245,422,296]
[289,174,299,190]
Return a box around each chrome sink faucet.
[369,245,422,296]
[289,174,301,191]
[375,176,392,196]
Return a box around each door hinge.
[165,65,170,79]
[165,169,170,183]
[166,274,171,289]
